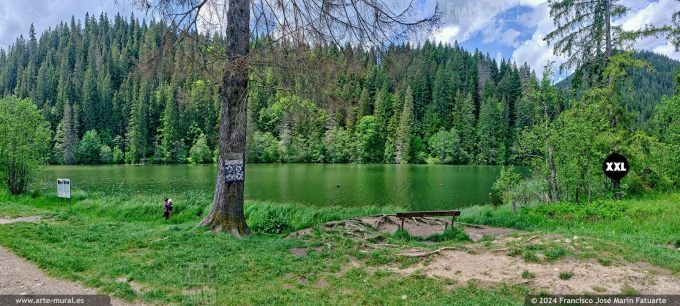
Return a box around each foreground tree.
[544,0,630,85]
[134,0,439,235]
[0,97,50,194]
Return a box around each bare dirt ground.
[292,216,680,295]
[395,250,680,294]
[0,216,41,225]
[0,217,138,306]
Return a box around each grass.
[521,270,535,279]
[2,189,680,304]
[558,271,574,280]
[0,189,526,305]
[459,193,680,272]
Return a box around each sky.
[0,0,678,78]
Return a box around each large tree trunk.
[199,0,251,236]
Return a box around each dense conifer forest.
[0,13,677,167]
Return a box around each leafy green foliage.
[426,227,471,242]
[99,145,113,164]
[188,133,213,164]
[427,128,465,164]
[0,96,51,194]
[492,166,522,206]
[76,130,102,164]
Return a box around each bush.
[492,165,522,207]
[247,131,280,163]
[99,145,113,164]
[426,227,471,242]
[76,130,102,164]
[112,146,124,164]
[0,97,51,194]
[188,133,213,164]
[533,199,627,221]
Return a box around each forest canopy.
[0,13,677,171]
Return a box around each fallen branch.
[396,247,460,257]
[525,236,540,243]
[489,248,510,252]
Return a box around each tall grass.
[0,189,402,231]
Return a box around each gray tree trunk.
[604,0,612,59]
[199,0,251,236]
[547,143,559,202]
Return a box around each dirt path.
[0,217,138,306]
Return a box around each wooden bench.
[396,210,461,229]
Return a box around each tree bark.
[612,179,621,200]
[547,142,559,202]
[604,0,612,59]
[542,97,559,202]
[199,0,251,236]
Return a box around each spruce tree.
[396,86,414,164]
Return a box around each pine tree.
[81,62,98,132]
[432,63,453,129]
[160,85,181,162]
[53,100,77,165]
[396,86,414,163]
[476,95,507,164]
[545,0,631,85]
[126,80,149,164]
[453,91,476,162]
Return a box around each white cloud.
[433,25,461,43]
[511,0,680,79]
[621,0,680,60]
[431,0,545,44]
[511,2,564,78]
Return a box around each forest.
[1,11,679,203]
[2,13,675,168]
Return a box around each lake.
[38,164,508,210]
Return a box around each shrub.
[112,146,124,164]
[521,270,535,279]
[0,97,51,194]
[77,130,103,164]
[188,133,213,164]
[99,145,113,164]
[492,165,522,207]
[533,199,627,221]
[426,227,471,242]
[247,131,280,163]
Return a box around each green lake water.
[39,164,509,210]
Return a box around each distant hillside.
[556,51,680,123]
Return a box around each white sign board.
[57,179,71,198]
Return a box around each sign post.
[602,153,629,200]
[57,179,71,210]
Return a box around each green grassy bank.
[0,190,678,305]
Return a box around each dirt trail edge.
[0,217,139,306]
